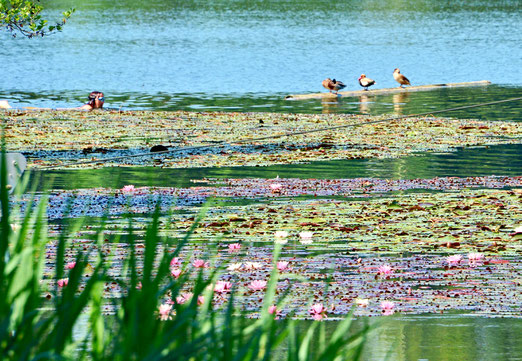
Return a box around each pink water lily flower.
[57,278,69,287]
[193,259,209,268]
[248,280,267,292]
[158,303,173,321]
[122,185,135,193]
[468,252,484,267]
[446,255,463,267]
[268,305,282,319]
[170,257,181,267]
[468,252,483,262]
[66,262,76,270]
[378,264,393,276]
[381,301,395,315]
[276,261,289,272]
[299,231,313,244]
[214,281,232,293]
[171,269,182,279]
[197,295,205,305]
[270,183,282,193]
[176,292,193,305]
[228,243,241,252]
[310,303,327,321]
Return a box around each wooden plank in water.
[285,80,492,100]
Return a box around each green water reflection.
[270,315,522,360]
[357,315,521,361]
[28,144,522,191]
[3,86,522,121]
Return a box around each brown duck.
[393,68,411,88]
[358,74,376,91]
[322,78,346,94]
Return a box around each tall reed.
[0,151,371,361]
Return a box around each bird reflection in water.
[358,94,372,114]
[321,96,340,114]
[393,92,409,114]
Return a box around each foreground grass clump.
[0,156,370,360]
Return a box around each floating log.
[285,80,491,100]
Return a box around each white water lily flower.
[227,262,242,272]
[355,298,369,307]
[244,262,263,270]
[10,223,21,232]
[299,231,313,244]
[274,231,288,244]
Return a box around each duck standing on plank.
[358,74,376,91]
[393,68,411,88]
[322,78,346,94]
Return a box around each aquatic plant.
[377,264,393,277]
[380,301,395,316]
[214,280,232,293]
[248,279,268,292]
[3,111,521,169]
[228,242,242,251]
[277,261,290,272]
[299,231,314,244]
[158,303,173,321]
[274,230,289,244]
[310,304,328,321]
[446,255,463,267]
[0,152,371,360]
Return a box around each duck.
[358,74,376,91]
[393,68,411,88]
[322,78,346,94]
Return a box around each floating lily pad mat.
[2,110,521,169]
[36,180,521,318]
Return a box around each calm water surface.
[1,0,521,113]
[4,1,522,359]
[357,315,521,361]
[278,315,522,361]
[29,144,522,191]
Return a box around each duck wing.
[360,77,375,87]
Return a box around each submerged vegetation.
[1,110,521,169]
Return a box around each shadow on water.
[28,144,522,191]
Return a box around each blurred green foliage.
[0,0,74,38]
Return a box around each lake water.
[3,1,522,360]
[1,0,521,114]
